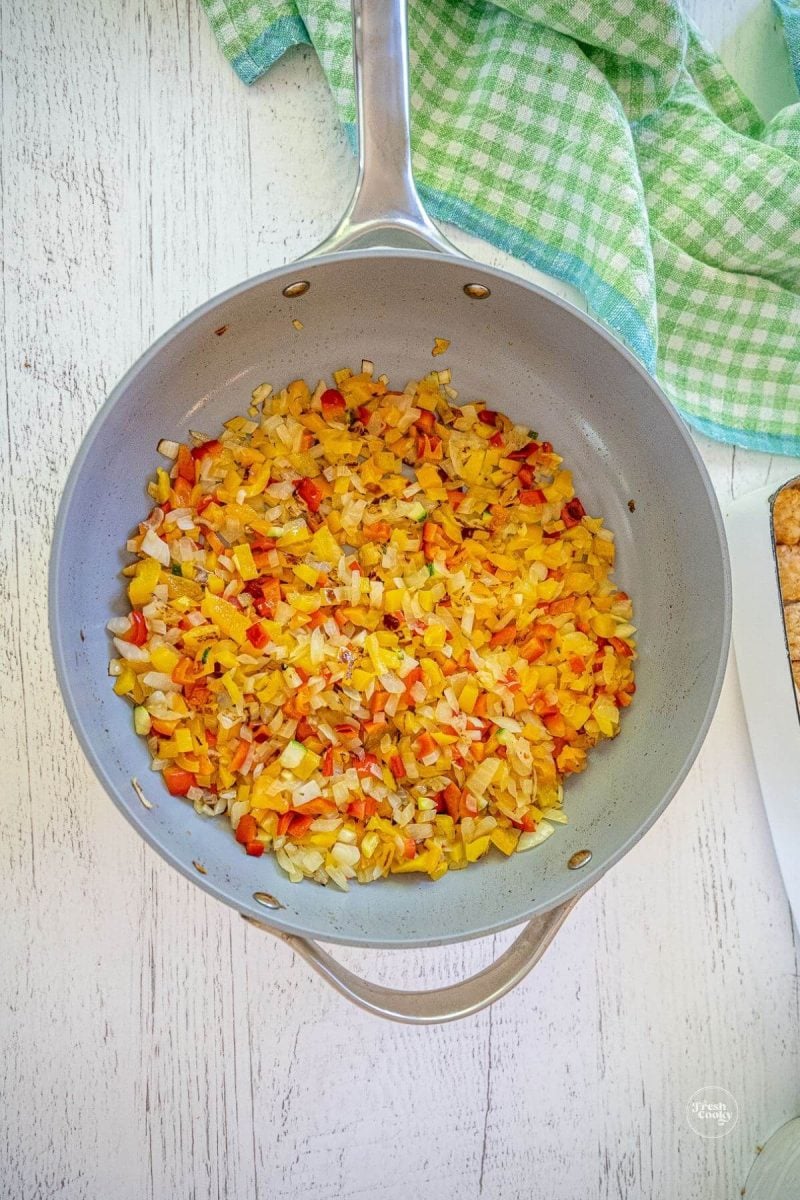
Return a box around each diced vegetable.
[163,766,196,796]
[111,362,635,886]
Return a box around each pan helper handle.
[309,0,457,256]
[243,898,577,1024]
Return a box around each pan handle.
[243,896,578,1024]
[308,0,457,257]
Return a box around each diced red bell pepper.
[346,798,367,821]
[517,464,534,488]
[176,444,196,484]
[388,754,405,779]
[191,439,222,461]
[507,441,539,461]
[561,497,586,527]
[541,441,553,453]
[489,431,505,448]
[609,636,634,658]
[415,410,436,434]
[446,489,465,510]
[355,405,372,425]
[295,477,323,512]
[123,610,148,646]
[244,576,281,619]
[173,476,193,504]
[441,783,462,820]
[519,489,547,506]
[402,837,417,860]
[421,433,443,460]
[362,717,386,735]
[235,814,258,844]
[245,840,264,857]
[403,667,424,700]
[544,712,567,738]
[489,624,516,649]
[415,731,436,759]
[246,622,269,649]
[295,720,315,745]
[286,813,315,839]
[362,520,391,542]
[322,747,335,777]
[354,752,379,777]
[163,766,196,797]
[321,388,346,421]
[229,739,249,773]
[477,409,498,426]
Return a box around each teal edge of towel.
[231,15,310,84]
[773,0,800,89]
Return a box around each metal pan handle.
[243,897,577,1024]
[308,0,456,257]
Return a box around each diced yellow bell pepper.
[465,835,491,862]
[461,450,485,484]
[231,543,258,581]
[181,625,219,652]
[448,841,467,867]
[113,666,137,696]
[422,623,446,650]
[590,613,618,638]
[458,680,479,714]
[148,644,179,675]
[128,557,161,606]
[293,563,319,587]
[201,593,250,644]
[490,826,520,856]
[349,669,372,692]
[171,727,193,753]
[255,674,283,705]
[287,592,321,613]
[206,574,224,596]
[391,847,439,874]
[221,669,243,707]
[244,463,271,497]
[154,467,171,505]
[308,830,339,848]
[383,589,404,614]
[293,748,321,781]
[309,525,341,564]
[277,521,310,548]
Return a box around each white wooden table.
[3,3,799,1197]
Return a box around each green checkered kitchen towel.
[201,0,800,455]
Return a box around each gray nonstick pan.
[49,0,730,1022]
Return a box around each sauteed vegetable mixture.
[109,363,636,888]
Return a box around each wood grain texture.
[1,1,798,1198]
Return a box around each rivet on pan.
[282,280,311,298]
[254,891,285,910]
[463,283,491,299]
[568,849,592,870]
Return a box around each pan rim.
[49,248,732,948]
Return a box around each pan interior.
[51,250,729,947]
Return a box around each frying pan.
[49,0,730,1023]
